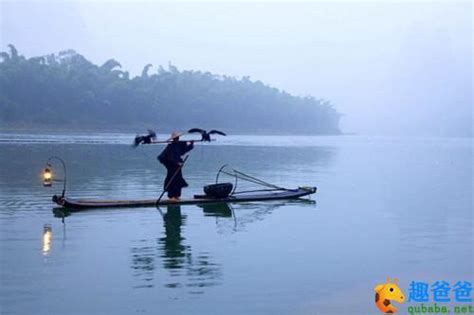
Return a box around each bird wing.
[209,130,226,136]
[133,136,143,147]
[188,128,206,134]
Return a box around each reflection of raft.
[53,187,316,210]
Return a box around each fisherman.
[158,131,194,201]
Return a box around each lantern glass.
[43,167,53,187]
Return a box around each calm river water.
[0,133,472,314]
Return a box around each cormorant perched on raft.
[187,128,226,142]
[133,130,156,147]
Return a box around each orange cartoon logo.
[374,277,405,313]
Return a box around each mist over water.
[1,1,472,136]
[0,1,472,314]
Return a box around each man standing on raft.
[158,131,194,201]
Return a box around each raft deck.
[53,187,317,210]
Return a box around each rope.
[233,170,283,190]
[219,169,286,191]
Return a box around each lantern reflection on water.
[42,224,52,255]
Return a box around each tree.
[100,59,122,72]
[141,64,152,78]
[0,47,341,134]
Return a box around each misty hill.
[0,45,341,134]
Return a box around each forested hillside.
[0,45,341,134]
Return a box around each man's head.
[169,131,182,142]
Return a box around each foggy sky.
[1,1,472,136]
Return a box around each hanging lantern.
[42,157,68,198]
[43,166,53,187]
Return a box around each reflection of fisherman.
[158,131,194,201]
[161,205,187,270]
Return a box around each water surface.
[0,133,472,314]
